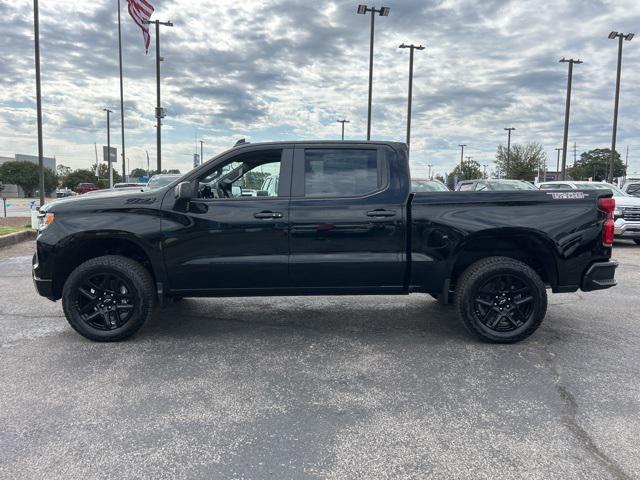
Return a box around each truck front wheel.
[455,257,547,343]
[62,255,155,342]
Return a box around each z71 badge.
[546,192,589,200]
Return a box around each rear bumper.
[581,260,618,292]
[32,253,55,300]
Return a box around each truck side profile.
[33,141,618,343]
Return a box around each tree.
[161,169,181,174]
[61,169,98,189]
[130,168,148,177]
[0,161,57,196]
[57,164,72,177]
[495,142,546,181]
[96,164,122,188]
[242,171,270,190]
[447,160,483,188]
[568,148,625,181]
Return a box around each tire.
[634,239,640,245]
[454,257,547,343]
[62,255,155,342]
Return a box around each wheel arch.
[448,229,559,291]
[51,232,161,299]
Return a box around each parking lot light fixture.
[399,43,425,154]
[607,31,634,183]
[559,58,582,180]
[356,4,390,140]
[504,127,515,177]
[337,119,350,140]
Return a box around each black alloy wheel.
[455,257,547,343]
[472,274,534,333]
[75,272,136,331]
[62,255,155,341]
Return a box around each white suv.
[538,181,640,244]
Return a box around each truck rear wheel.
[455,257,547,343]
[62,255,155,342]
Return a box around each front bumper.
[32,253,55,300]
[614,218,640,238]
[581,260,618,292]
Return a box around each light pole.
[399,43,424,153]
[357,4,390,140]
[607,31,634,183]
[555,147,563,180]
[337,119,350,140]
[143,19,174,174]
[483,164,488,178]
[559,58,582,180]
[33,0,45,206]
[200,140,204,166]
[458,144,466,169]
[504,127,515,178]
[104,108,114,188]
[427,164,432,179]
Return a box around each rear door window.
[303,149,382,197]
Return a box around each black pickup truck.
[33,141,618,343]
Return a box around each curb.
[0,230,37,249]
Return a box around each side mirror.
[175,181,192,201]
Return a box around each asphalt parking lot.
[1,240,639,479]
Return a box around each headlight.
[38,212,55,231]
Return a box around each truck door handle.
[254,211,283,219]
[366,209,396,218]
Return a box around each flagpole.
[117,0,126,180]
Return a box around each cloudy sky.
[1,0,639,177]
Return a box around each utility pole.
[483,164,488,178]
[458,144,466,169]
[559,58,582,180]
[504,127,515,178]
[427,164,432,179]
[337,119,350,140]
[465,156,472,164]
[104,109,114,188]
[144,19,173,174]
[625,145,629,180]
[555,147,563,180]
[33,0,45,207]
[357,4,390,140]
[200,140,204,166]
[607,32,634,183]
[117,0,126,180]
[399,43,425,154]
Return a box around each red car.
[74,183,99,194]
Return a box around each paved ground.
[0,240,639,480]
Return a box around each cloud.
[0,0,639,176]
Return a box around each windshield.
[411,180,449,192]
[147,175,180,189]
[488,180,536,191]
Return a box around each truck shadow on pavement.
[141,295,470,343]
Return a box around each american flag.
[127,0,155,53]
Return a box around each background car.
[146,174,181,189]
[55,187,76,198]
[538,180,640,244]
[74,183,99,194]
[411,178,449,192]
[622,181,640,197]
[456,179,537,191]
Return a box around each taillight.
[598,197,615,247]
